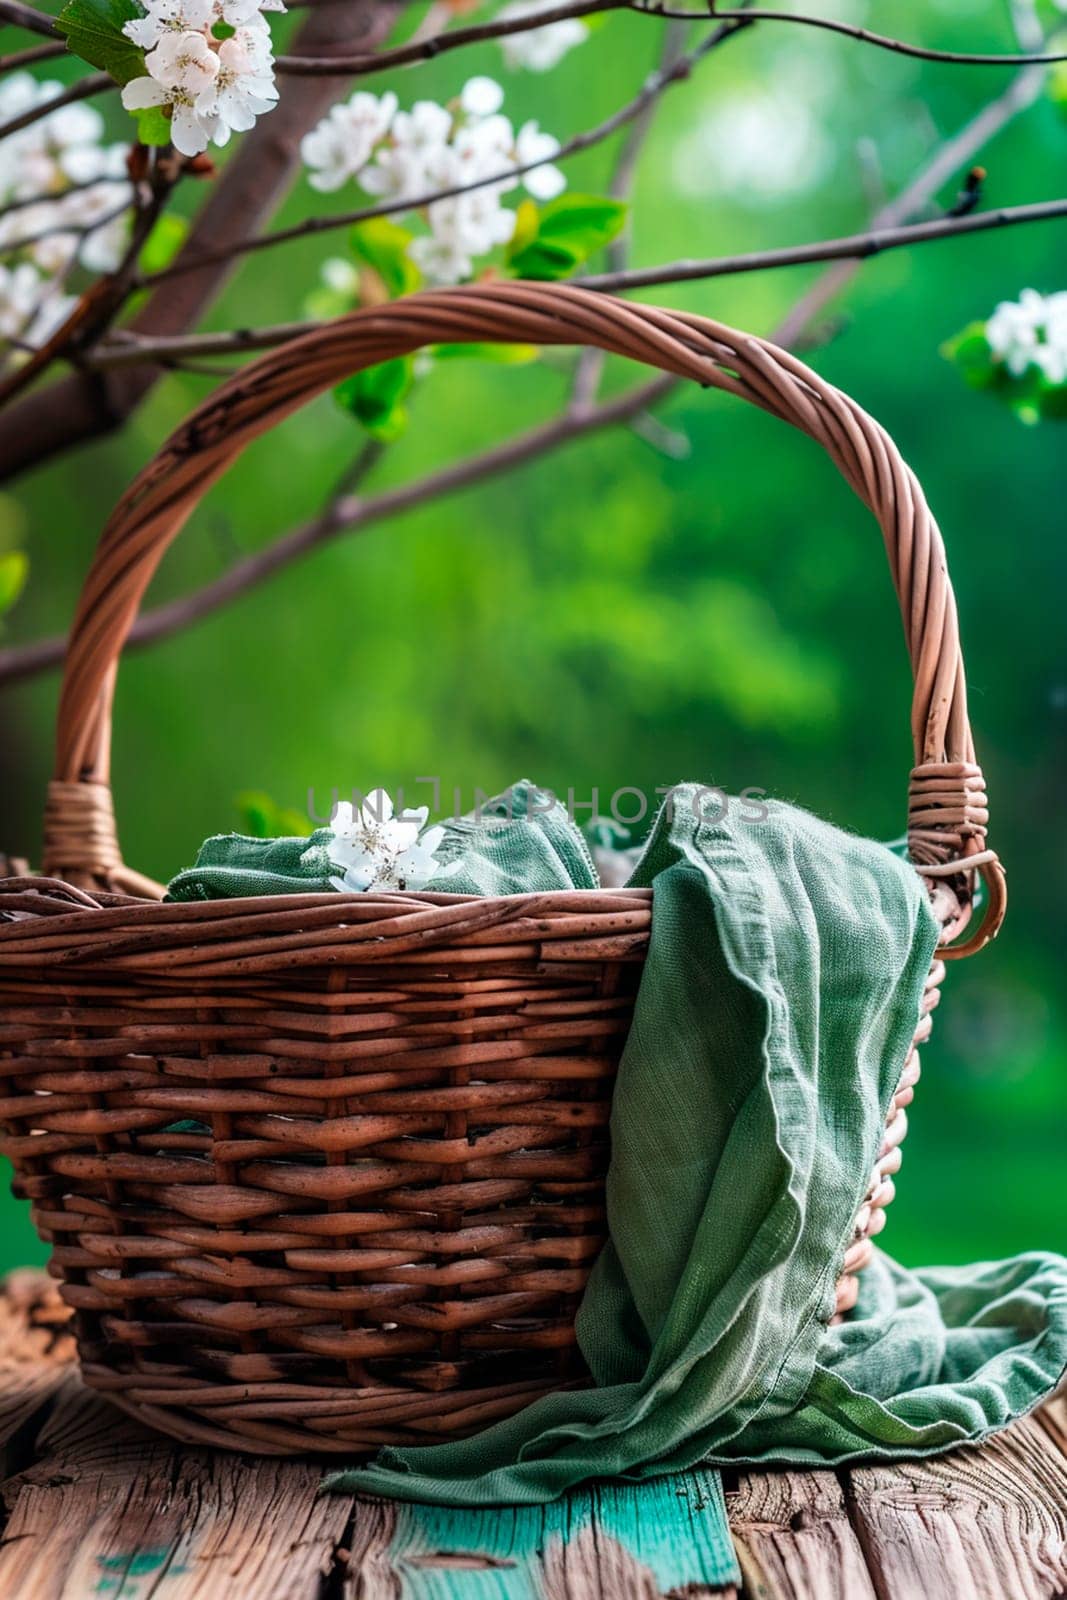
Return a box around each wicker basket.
[0,283,1005,1456]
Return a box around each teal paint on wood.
[379,1469,737,1597]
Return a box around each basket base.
[81,1363,583,1456]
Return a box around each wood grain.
[728,1467,876,1600]
[348,1470,737,1599]
[846,1416,1067,1600]
[0,1274,1065,1598]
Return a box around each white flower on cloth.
[301,91,398,192]
[497,0,589,72]
[120,0,284,155]
[326,790,456,894]
[986,288,1067,383]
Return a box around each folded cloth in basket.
[169,783,1067,1578]
[165,780,597,901]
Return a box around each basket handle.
[43,281,1005,955]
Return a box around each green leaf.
[509,238,583,281]
[535,194,628,256]
[350,218,420,299]
[943,319,1067,424]
[507,194,628,280]
[138,213,188,275]
[941,322,998,392]
[132,105,171,147]
[509,198,540,257]
[0,550,28,620]
[433,341,539,364]
[55,0,146,85]
[334,355,414,440]
[236,790,312,839]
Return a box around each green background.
[0,0,1064,1273]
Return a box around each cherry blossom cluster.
[121,0,284,158]
[496,0,590,72]
[986,289,1067,385]
[302,77,566,285]
[0,74,134,350]
[326,790,458,894]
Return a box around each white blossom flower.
[320,256,360,296]
[0,76,135,290]
[0,261,47,338]
[212,33,278,139]
[985,289,1046,377]
[120,0,283,154]
[982,287,1067,389]
[362,100,454,200]
[460,76,505,117]
[146,29,221,94]
[497,0,589,72]
[326,790,455,894]
[0,261,74,349]
[122,71,220,158]
[300,91,397,192]
[301,81,567,286]
[514,119,565,199]
[122,0,215,51]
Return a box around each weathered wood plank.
[844,1416,1067,1600]
[0,1382,355,1599]
[726,1467,875,1600]
[1,1274,1065,1600]
[348,1470,738,1599]
[0,1268,75,1474]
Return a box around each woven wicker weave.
[0,284,1005,1455]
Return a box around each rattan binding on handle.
[44,282,1004,953]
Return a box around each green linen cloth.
[166,782,597,901]
[167,783,1067,1564]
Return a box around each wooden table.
[0,1271,1064,1599]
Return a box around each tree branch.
[579,194,1067,291]
[278,0,627,74]
[274,0,1067,74]
[0,40,66,70]
[141,16,750,291]
[0,0,58,40]
[773,59,1047,349]
[0,73,112,142]
[78,191,1067,372]
[0,1,406,483]
[0,372,674,684]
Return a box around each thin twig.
[0,40,67,70]
[773,59,1047,348]
[141,17,749,289]
[84,191,1067,371]
[0,0,58,40]
[576,15,700,409]
[278,0,626,73]
[274,0,1067,73]
[0,73,112,142]
[643,5,1067,66]
[0,373,674,683]
[579,194,1067,291]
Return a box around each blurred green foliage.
[1,0,1065,1274]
